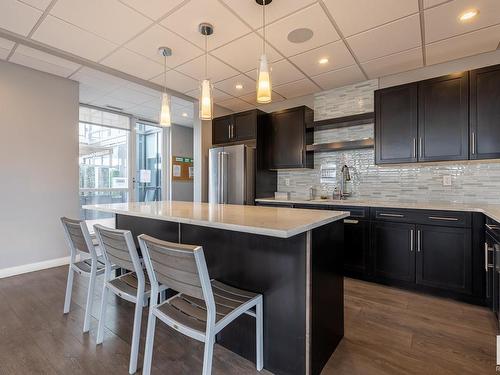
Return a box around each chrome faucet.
[339,165,351,200]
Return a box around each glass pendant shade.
[256,54,272,104]
[159,92,171,127]
[199,79,213,120]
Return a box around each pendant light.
[158,47,172,127]
[199,23,214,120]
[256,0,272,104]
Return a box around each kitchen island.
[84,201,348,375]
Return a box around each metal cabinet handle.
[344,219,359,224]
[417,230,421,252]
[471,131,476,155]
[379,213,404,218]
[231,124,235,139]
[228,125,231,139]
[486,224,500,231]
[410,229,414,252]
[419,138,422,158]
[428,216,459,221]
[485,243,494,271]
[413,138,417,158]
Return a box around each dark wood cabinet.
[415,225,472,294]
[372,221,415,283]
[375,83,418,164]
[265,106,314,169]
[343,218,370,277]
[212,109,261,145]
[212,115,233,145]
[470,64,500,160]
[418,73,469,162]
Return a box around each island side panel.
[181,224,308,375]
[115,214,180,247]
[310,220,344,375]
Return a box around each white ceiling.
[0,0,499,114]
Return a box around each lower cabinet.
[416,225,472,294]
[372,221,415,283]
[343,218,370,277]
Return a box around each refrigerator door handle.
[221,152,228,204]
[217,152,222,204]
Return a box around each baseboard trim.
[0,256,71,279]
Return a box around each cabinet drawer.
[329,206,368,219]
[417,210,471,228]
[371,208,415,222]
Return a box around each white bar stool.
[60,217,105,333]
[93,225,168,374]
[138,234,264,375]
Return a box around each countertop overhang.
[255,198,500,223]
[83,201,349,238]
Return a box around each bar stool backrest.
[138,234,213,304]
[61,217,95,259]
[93,224,140,272]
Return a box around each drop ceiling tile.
[311,65,365,91]
[289,40,356,76]
[91,95,137,112]
[101,48,163,80]
[126,25,203,67]
[261,4,340,57]
[423,0,448,8]
[273,78,319,99]
[0,0,42,36]
[175,55,239,83]
[50,0,152,45]
[161,0,251,50]
[347,14,421,62]
[362,47,423,79]
[105,86,159,106]
[426,24,500,65]
[187,87,232,102]
[10,45,82,77]
[215,74,256,96]
[128,105,159,122]
[171,96,194,108]
[0,38,15,60]
[246,59,305,86]
[219,0,316,29]
[218,97,255,112]
[19,0,52,11]
[239,91,285,106]
[150,70,199,93]
[119,0,185,20]
[79,83,108,104]
[323,0,419,37]
[425,0,500,43]
[32,16,117,61]
[72,67,128,95]
[210,32,282,73]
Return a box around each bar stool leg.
[202,333,215,375]
[96,283,109,345]
[63,266,74,314]
[256,298,264,371]
[142,310,157,375]
[83,266,97,333]
[129,295,144,374]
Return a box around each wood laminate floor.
[0,266,496,374]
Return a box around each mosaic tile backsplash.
[277,80,500,204]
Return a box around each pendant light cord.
[163,53,167,94]
[205,35,208,79]
[262,1,266,55]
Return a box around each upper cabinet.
[470,64,500,160]
[375,83,418,164]
[263,106,314,169]
[418,73,469,162]
[212,109,262,145]
[375,65,500,164]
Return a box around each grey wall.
[171,124,194,201]
[0,60,79,272]
[278,70,500,204]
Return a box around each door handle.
[413,138,417,158]
[417,230,421,252]
[410,229,414,252]
[343,219,359,224]
[471,131,476,155]
[485,243,494,271]
[486,224,500,231]
[379,213,404,218]
[228,125,231,140]
[419,138,422,159]
[428,216,459,221]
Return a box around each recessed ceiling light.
[182,112,188,117]
[235,84,243,90]
[318,58,329,65]
[459,9,479,22]
[287,28,314,44]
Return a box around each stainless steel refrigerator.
[209,144,255,205]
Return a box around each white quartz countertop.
[255,198,500,223]
[83,201,349,238]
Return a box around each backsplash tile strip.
[278,79,500,204]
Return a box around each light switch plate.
[442,175,452,186]
[285,178,290,186]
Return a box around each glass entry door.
[135,122,163,202]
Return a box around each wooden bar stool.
[93,225,168,374]
[60,217,105,333]
[138,234,264,375]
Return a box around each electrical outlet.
[285,178,290,187]
[442,175,452,186]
